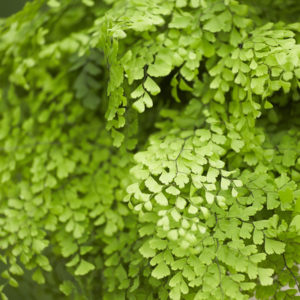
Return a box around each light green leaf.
[290,215,300,232]
[169,272,182,287]
[59,281,73,296]
[206,167,219,183]
[74,260,95,276]
[133,99,145,113]
[203,11,232,33]
[251,77,266,95]
[279,188,293,204]
[166,186,180,196]
[253,228,264,245]
[170,286,181,300]
[131,84,144,99]
[205,191,214,204]
[264,238,285,254]
[144,77,161,95]
[82,0,94,6]
[195,129,211,141]
[148,59,172,77]
[282,150,297,167]
[150,238,168,250]
[221,178,230,190]
[152,262,170,279]
[47,0,60,7]
[32,269,45,284]
[267,193,280,209]
[231,139,245,152]
[140,241,156,258]
[145,176,162,193]
[141,92,153,108]
[258,268,274,286]
[155,192,169,206]
[240,223,253,239]
[175,197,187,210]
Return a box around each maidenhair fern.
[0,0,299,299]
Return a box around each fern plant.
[0,0,299,299]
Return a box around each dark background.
[0,0,28,18]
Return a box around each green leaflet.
[74,260,95,276]
[59,280,74,296]
[152,262,171,279]
[203,10,232,33]
[264,238,285,255]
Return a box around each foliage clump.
[0,0,299,299]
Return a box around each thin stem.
[282,253,300,293]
